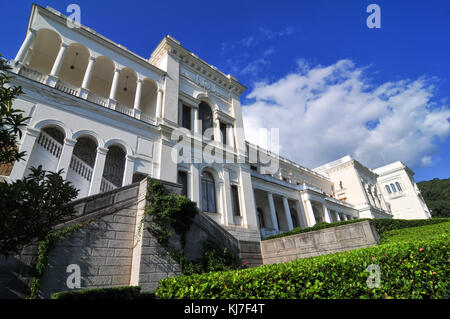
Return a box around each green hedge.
[50,286,142,299]
[264,219,369,240]
[155,221,450,299]
[371,218,450,237]
[264,217,450,240]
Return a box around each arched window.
[395,182,402,192]
[201,171,216,213]
[257,208,265,228]
[198,102,213,135]
[390,183,397,193]
[385,185,391,194]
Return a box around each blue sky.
[3,0,450,182]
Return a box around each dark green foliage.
[155,220,450,299]
[145,179,198,248]
[179,240,238,276]
[264,217,449,241]
[371,217,449,237]
[0,166,79,256]
[50,286,142,299]
[0,55,28,165]
[145,179,240,275]
[417,178,450,218]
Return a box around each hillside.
[417,178,450,217]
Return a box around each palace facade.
[4,5,431,243]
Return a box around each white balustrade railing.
[100,178,116,193]
[17,67,158,126]
[36,131,62,159]
[19,66,46,83]
[69,155,93,181]
[140,112,156,125]
[55,80,80,96]
[116,104,134,117]
[87,91,108,107]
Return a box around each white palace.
[3,5,431,242]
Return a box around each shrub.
[264,217,450,241]
[371,218,449,237]
[155,221,450,299]
[50,286,142,299]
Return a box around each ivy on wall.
[144,178,239,275]
[29,218,97,299]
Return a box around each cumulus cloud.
[242,59,450,170]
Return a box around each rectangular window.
[182,105,191,130]
[220,122,227,145]
[177,171,188,197]
[231,185,241,216]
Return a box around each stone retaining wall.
[261,220,380,264]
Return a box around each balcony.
[13,28,161,127]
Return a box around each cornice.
[150,36,247,96]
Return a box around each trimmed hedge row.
[155,222,450,299]
[264,217,450,240]
[50,286,142,299]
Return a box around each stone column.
[8,127,40,181]
[50,43,69,77]
[134,79,143,110]
[282,197,294,230]
[238,167,258,229]
[267,193,279,231]
[222,169,234,226]
[88,146,108,196]
[155,89,163,119]
[79,56,96,98]
[335,211,341,221]
[109,68,121,99]
[305,199,317,227]
[133,79,143,119]
[214,114,222,143]
[192,107,199,134]
[186,170,192,200]
[14,29,36,65]
[190,164,200,206]
[56,138,77,179]
[295,200,308,228]
[79,57,96,98]
[122,155,136,186]
[322,203,332,223]
[341,213,348,221]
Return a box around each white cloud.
[241,58,269,76]
[242,59,450,170]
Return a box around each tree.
[417,178,450,218]
[0,54,28,164]
[0,55,79,256]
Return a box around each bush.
[155,221,450,299]
[371,218,449,237]
[264,217,450,241]
[50,286,142,299]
